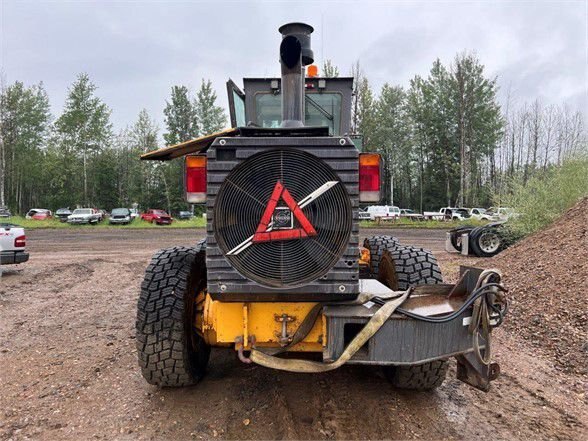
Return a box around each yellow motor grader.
[136,22,507,391]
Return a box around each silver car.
[109,208,132,225]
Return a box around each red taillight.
[14,235,26,247]
[185,155,207,203]
[359,153,381,202]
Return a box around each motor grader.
[137,22,507,391]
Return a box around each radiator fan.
[214,149,352,288]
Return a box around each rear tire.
[385,360,449,391]
[136,241,210,387]
[363,235,400,278]
[378,245,447,389]
[377,245,443,290]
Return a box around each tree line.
[0,75,226,214]
[0,54,585,215]
[343,54,586,211]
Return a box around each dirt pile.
[491,197,588,375]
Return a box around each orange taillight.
[185,155,207,203]
[359,153,381,202]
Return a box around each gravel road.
[0,228,585,440]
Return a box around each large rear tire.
[385,360,449,391]
[377,245,443,290]
[377,245,448,390]
[136,240,210,387]
[363,235,399,278]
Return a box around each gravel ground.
[0,228,586,440]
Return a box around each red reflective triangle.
[252,181,317,244]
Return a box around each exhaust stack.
[278,23,314,128]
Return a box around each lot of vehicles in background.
[0,223,28,265]
[109,208,132,225]
[67,208,102,225]
[141,209,173,225]
[25,209,52,220]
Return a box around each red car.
[141,209,173,225]
[25,208,52,220]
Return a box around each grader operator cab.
[137,22,508,391]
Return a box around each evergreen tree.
[0,81,51,212]
[193,79,227,136]
[163,85,198,145]
[55,73,112,206]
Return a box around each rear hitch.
[235,335,256,364]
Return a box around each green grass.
[6,214,487,230]
[360,218,488,229]
[3,216,206,229]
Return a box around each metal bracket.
[456,351,500,392]
[275,313,296,346]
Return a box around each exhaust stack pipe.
[278,23,314,128]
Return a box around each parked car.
[366,205,400,221]
[358,208,371,220]
[0,223,28,265]
[67,208,101,225]
[177,211,194,220]
[468,208,497,221]
[423,207,470,221]
[0,207,11,218]
[109,208,132,225]
[25,208,52,220]
[129,208,140,220]
[141,209,173,225]
[399,209,425,220]
[55,208,72,222]
[487,207,518,221]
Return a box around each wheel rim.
[478,232,501,253]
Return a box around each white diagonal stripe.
[226,181,339,255]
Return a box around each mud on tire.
[385,360,449,391]
[363,235,400,278]
[136,240,210,387]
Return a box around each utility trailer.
[136,23,508,392]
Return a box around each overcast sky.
[1,0,586,132]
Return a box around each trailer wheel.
[136,240,210,387]
[469,227,503,257]
[363,235,400,278]
[377,245,443,290]
[385,360,449,391]
[378,245,447,389]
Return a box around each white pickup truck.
[423,207,470,221]
[0,223,29,265]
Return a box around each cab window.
[254,92,342,135]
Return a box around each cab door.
[226,79,246,128]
